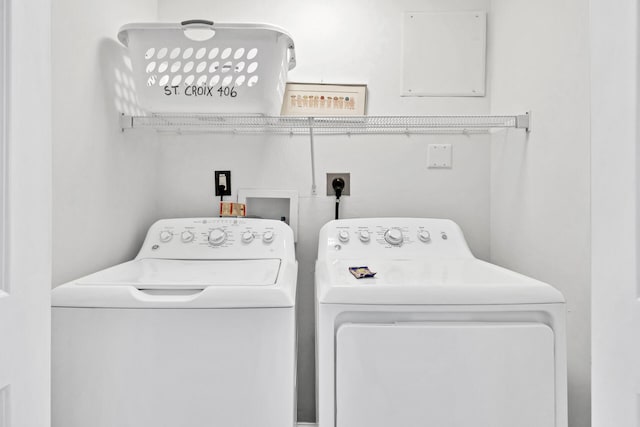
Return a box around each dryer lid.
[75,258,281,288]
[316,258,565,305]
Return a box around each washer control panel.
[318,218,473,259]
[137,218,295,261]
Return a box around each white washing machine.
[52,218,297,427]
[315,218,567,427]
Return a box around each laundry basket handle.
[181,19,214,27]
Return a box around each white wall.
[590,1,639,425]
[52,0,159,285]
[488,1,591,426]
[157,0,492,421]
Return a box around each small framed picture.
[281,83,367,116]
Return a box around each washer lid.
[52,258,297,309]
[76,259,281,288]
[316,258,565,305]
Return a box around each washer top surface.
[316,218,564,305]
[75,258,281,288]
[53,218,297,309]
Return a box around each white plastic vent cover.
[118,20,296,115]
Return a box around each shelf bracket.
[516,112,531,133]
[120,114,133,132]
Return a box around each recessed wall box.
[237,189,299,242]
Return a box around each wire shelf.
[120,113,530,134]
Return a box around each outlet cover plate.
[427,144,452,168]
[214,170,232,196]
[326,173,351,196]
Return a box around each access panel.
[336,322,555,427]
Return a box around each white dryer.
[53,218,297,427]
[315,218,567,427]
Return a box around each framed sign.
[281,83,367,116]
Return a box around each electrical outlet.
[214,170,232,196]
[326,173,351,196]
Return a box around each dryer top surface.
[316,218,564,305]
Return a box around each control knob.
[159,231,173,243]
[208,228,227,246]
[241,231,255,244]
[418,230,431,243]
[181,230,194,243]
[384,228,403,246]
[338,230,350,243]
[262,230,275,244]
[359,230,371,242]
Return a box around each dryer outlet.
[327,173,350,196]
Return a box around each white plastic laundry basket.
[118,20,296,115]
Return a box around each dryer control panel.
[317,218,474,260]
[136,218,295,261]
